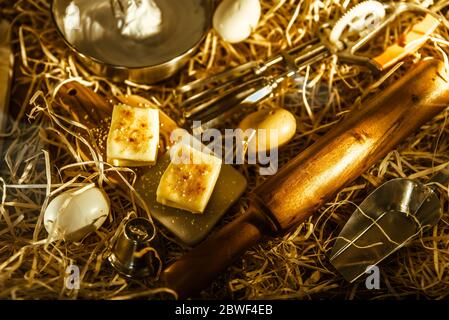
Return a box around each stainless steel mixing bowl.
[51,0,212,84]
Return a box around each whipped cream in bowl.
[112,0,163,40]
[52,0,212,83]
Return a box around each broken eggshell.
[238,108,297,153]
[213,0,261,43]
[44,187,110,242]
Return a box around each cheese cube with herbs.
[107,103,159,166]
[156,144,222,214]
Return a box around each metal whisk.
[178,1,442,131]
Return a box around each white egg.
[44,187,110,242]
[213,0,261,43]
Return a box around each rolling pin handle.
[161,203,277,299]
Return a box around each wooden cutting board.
[55,81,247,246]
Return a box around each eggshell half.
[44,187,110,242]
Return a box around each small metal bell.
[108,217,163,278]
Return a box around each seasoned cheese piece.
[107,103,159,166]
[156,144,222,214]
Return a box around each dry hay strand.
[1,0,449,300]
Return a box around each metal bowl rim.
[50,0,211,70]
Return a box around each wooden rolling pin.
[162,59,449,298]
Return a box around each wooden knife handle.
[162,59,449,298]
[373,15,440,71]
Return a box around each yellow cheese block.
[156,144,222,214]
[107,103,159,166]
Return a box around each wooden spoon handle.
[57,81,112,130]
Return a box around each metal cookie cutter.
[108,217,163,278]
[330,168,448,283]
[179,1,442,130]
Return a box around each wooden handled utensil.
[162,58,449,298]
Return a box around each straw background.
[1,0,449,299]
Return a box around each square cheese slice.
[156,144,222,214]
[107,103,159,166]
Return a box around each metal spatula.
[329,169,448,282]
